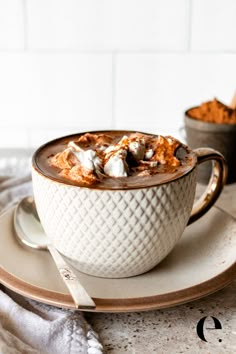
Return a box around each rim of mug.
[185,107,236,132]
[32,129,197,191]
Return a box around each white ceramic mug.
[32,133,227,278]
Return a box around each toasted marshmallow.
[128,140,145,161]
[73,149,102,173]
[68,141,83,152]
[104,149,128,177]
[50,148,76,169]
[104,145,116,155]
[151,135,180,166]
[95,144,109,152]
[117,135,129,149]
[104,136,129,157]
[61,164,98,185]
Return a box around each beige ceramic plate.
[0,206,236,312]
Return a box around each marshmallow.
[104,145,116,155]
[73,149,102,173]
[145,149,154,160]
[68,141,83,152]
[118,135,129,149]
[50,133,182,185]
[104,150,128,177]
[128,141,145,161]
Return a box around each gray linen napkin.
[0,155,103,354]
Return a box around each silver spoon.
[13,196,96,310]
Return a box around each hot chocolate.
[33,131,196,190]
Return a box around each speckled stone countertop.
[85,183,236,354]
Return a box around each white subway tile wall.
[115,54,236,136]
[0,0,235,148]
[191,0,236,52]
[26,0,189,51]
[0,0,24,50]
[0,53,112,131]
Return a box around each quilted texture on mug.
[32,168,197,277]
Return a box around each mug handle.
[187,147,228,225]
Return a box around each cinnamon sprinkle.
[187,98,236,124]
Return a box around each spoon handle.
[47,244,96,309]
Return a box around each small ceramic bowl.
[185,108,236,184]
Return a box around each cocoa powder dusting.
[187,98,236,124]
[34,131,196,189]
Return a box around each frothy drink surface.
[33,131,196,189]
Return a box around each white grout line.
[111,52,117,129]
[187,0,193,53]
[0,49,235,55]
[22,0,29,51]
[0,48,190,54]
